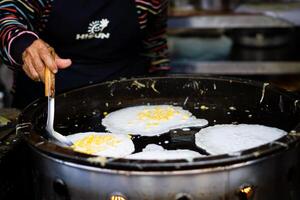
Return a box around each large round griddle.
[19,75,300,171]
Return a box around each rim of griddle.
[20,75,300,171]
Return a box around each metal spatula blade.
[45,66,73,147]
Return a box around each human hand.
[22,39,72,82]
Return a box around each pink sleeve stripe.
[135,0,162,10]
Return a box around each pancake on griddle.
[102,105,208,136]
[67,132,134,157]
[195,124,287,155]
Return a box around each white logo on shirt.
[76,19,110,40]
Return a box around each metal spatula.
[45,61,73,147]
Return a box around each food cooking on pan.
[67,132,134,157]
[126,144,204,161]
[195,124,287,155]
[102,105,208,136]
[66,105,287,159]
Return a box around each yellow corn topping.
[138,107,179,121]
[71,134,121,155]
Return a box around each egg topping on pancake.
[102,105,208,136]
[67,132,134,157]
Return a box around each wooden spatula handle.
[45,47,55,97]
[45,67,55,97]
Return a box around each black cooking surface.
[50,97,298,157]
[19,76,300,170]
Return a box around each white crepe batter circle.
[67,132,134,158]
[195,124,287,155]
[102,105,208,136]
[126,144,204,161]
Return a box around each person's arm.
[0,0,44,67]
[0,0,71,82]
[141,0,170,75]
